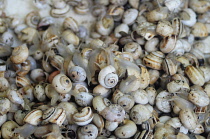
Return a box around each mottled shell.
[156,20,174,37]
[192,22,208,37]
[10,44,29,64]
[100,104,125,122]
[155,91,171,113]
[179,109,198,130]
[188,90,209,107]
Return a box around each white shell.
[179,109,198,130]
[98,65,118,88]
[131,89,149,104]
[188,90,209,107]
[155,91,171,113]
[122,9,138,25]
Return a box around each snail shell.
[185,65,205,86]
[0,97,11,115]
[25,11,40,28]
[14,110,29,126]
[10,44,29,64]
[0,77,9,91]
[98,65,118,88]
[34,84,46,102]
[42,107,66,126]
[73,107,93,126]
[68,66,86,83]
[130,104,152,124]
[24,109,43,125]
[92,96,111,114]
[143,51,165,70]
[77,124,98,139]
[188,89,209,107]
[179,109,198,130]
[7,89,24,106]
[16,76,31,88]
[63,17,79,32]
[52,74,72,94]
[100,104,125,122]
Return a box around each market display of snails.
[0,0,210,138]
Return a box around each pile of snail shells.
[1,0,210,138]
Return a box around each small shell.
[180,8,197,27]
[192,22,208,37]
[100,104,125,122]
[179,109,198,130]
[10,44,29,64]
[146,7,168,22]
[156,20,174,37]
[63,17,79,32]
[51,4,70,18]
[73,107,93,126]
[24,109,43,125]
[92,96,111,114]
[143,51,165,70]
[93,84,111,98]
[68,66,86,83]
[34,84,46,102]
[188,89,209,107]
[42,107,66,126]
[77,124,98,139]
[14,110,29,126]
[122,8,138,25]
[114,119,137,138]
[19,27,39,44]
[130,104,152,124]
[62,30,79,46]
[13,60,31,76]
[25,11,40,28]
[98,65,118,88]
[164,0,181,11]
[1,121,19,139]
[131,89,149,105]
[73,91,93,107]
[30,68,48,83]
[96,16,114,36]
[0,97,10,115]
[124,42,142,60]
[144,37,159,52]
[148,69,160,85]
[105,120,119,132]
[159,36,176,53]
[74,0,90,15]
[7,89,24,106]
[0,77,9,91]
[155,91,171,113]
[92,113,104,134]
[52,74,72,94]
[146,87,157,105]
[16,76,31,88]
[185,65,205,86]
[162,57,178,76]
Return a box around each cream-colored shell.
[52,73,72,94]
[114,119,137,138]
[0,98,11,115]
[188,90,209,107]
[73,107,93,126]
[1,121,19,139]
[24,109,43,125]
[179,109,198,130]
[130,104,152,124]
[10,44,29,64]
[155,91,171,113]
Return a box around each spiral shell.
[73,107,93,126]
[143,51,165,70]
[25,11,40,28]
[10,44,29,64]
[42,107,66,126]
[52,74,72,94]
[24,109,43,125]
[98,65,118,88]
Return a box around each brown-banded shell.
[143,51,165,70]
[72,107,93,126]
[42,107,66,126]
[185,65,205,86]
[24,109,42,125]
[162,57,178,76]
[16,76,31,88]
